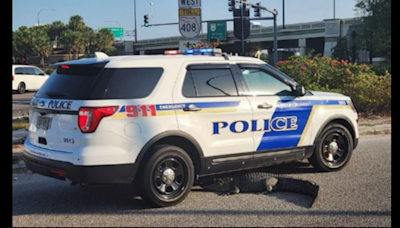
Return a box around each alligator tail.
[273,177,319,208]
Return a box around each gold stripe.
[297,104,350,146]
[297,106,316,146]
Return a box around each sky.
[12,0,360,41]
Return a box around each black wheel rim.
[321,131,349,167]
[152,157,188,199]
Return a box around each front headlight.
[347,100,357,113]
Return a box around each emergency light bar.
[164,48,222,55]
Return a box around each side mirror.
[292,84,306,97]
[38,72,45,75]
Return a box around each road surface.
[12,134,391,227]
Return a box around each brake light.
[12,75,14,81]
[61,65,70,69]
[78,106,118,133]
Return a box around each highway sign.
[178,0,201,8]
[178,8,201,38]
[207,21,226,41]
[100,27,124,38]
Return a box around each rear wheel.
[139,144,194,207]
[17,82,25,94]
[309,123,354,172]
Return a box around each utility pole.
[282,0,285,29]
[241,1,245,56]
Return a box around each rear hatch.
[29,62,109,153]
[29,59,165,153]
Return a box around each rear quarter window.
[90,68,164,99]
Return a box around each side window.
[240,68,292,96]
[90,67,164,99]
[14,68,25,75]
[182,72,197,97]
[183,68,238,97]
[25,67,36,75]
[33,68,44,75]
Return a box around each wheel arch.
[132,131,204,182]
[312,115,356,148]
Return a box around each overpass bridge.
[114,17,361,59]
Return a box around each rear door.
[29,63,107,152]
[172,62,254,168]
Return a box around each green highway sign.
[100,27,124,38]
[207,21,226,41]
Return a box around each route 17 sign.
[179,8,201,38]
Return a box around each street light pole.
[333,0,336,19]
[37,9,55,26]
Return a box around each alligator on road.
[200,172,319,208]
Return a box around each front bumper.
[23,151,137,184]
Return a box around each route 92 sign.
[179,8,201,38]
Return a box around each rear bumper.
[23,151,137,184]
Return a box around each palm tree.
[81,26,95,57]
[68,15,85,32]
[94,28,115,52]
[48,20,66,48]
[13,26,34,63]
[31,26,52,69]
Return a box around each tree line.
[12,15,117,68]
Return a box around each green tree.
[31,26,52,69]
[68,15,85,32]
[47,20,66,43]
[13,26,34,63]
[355,0,391,62]
[94,28,115,52]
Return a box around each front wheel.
[139,144,194,207]
[309,123,354,172]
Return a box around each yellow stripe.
[297,104,351,146]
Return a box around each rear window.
[34,64,105,99]
[34,64,163,100]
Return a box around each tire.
[138,144,195,207]
[309,123,354,172]
[17,82,26,94]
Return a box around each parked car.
[12,64,49,94]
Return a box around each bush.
[276,53,391,115]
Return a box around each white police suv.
[23,49,359,207]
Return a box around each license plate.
[36,116,51,130]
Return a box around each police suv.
[23,49,359,207]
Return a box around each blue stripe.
[156,101,240,111]
[256,99,347,151]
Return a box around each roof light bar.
[164,48,222,55]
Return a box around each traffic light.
[228,0,235,12]
[253,2,261,17]
[144,14,149,27]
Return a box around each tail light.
[12,75,14,81]
[78,106,118,133]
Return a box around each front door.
[235,63,312,155]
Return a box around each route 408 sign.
[178,7,201,38]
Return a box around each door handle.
[257,103,273,109]
[183,104,202,112]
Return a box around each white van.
[12,64,49,94]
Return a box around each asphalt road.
[12,92,34,117]
[12,134,391,227]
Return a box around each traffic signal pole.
[240,1,245,56]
